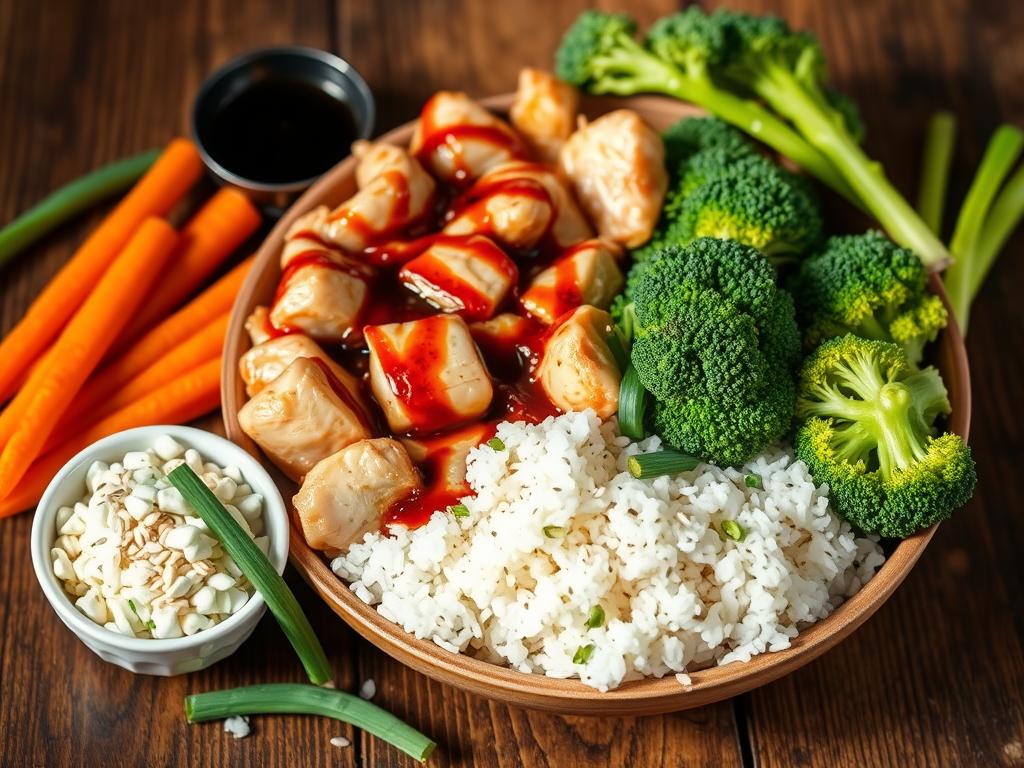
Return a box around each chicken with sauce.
[238,357,372,482]
[270,255,373,345]
[520,239,624,324]
[510,68,579,162]
[239,330,363,399]
[559,109,667,248]
[293,439,422,555]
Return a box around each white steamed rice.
[332,410,884,691]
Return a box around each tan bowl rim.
[221,93,972,714]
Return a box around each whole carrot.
[0,218,179,497]
[0,358,222,518]
[117,188,261,344]
[46,312,229,448]
[0,139,202,400]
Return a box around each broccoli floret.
[790,231,948,365]
[555,10,853,200]
[664,159,823,262]
[661,117,755,177]
[795,334,976,537]
[629,238,800,464]
[670,7,948,267]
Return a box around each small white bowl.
[31,425,289,676]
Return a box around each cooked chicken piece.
[365,314,493,434]
[285,141,435,252]
[401,422,494,497]
[293,438,422,554]
[279,232,356,270]
[238,358,372,482]
[510,69,579,162]
[410,91,527,184]
[245,306,273,346]
[559,110,667,248]
[398,235,517,320]
[469,312,541,379]
[270,258,371,345]
[239,333,363,401]
[445,161,592,250]
[521,239,624,324]
[537,305,620,419]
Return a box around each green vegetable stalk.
[916,112,957,234]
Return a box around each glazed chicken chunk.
[239,332,362,399]
[537,305,620,419]
[444,161,592,250]
[270,257,372,345]
[238,357,372,482]
[521,239,624,324]
[559,110,667,248]
[365,314,493,434]
[245,306,274,346]
[286,140,435,252]
[509,68,579,162]
[401,422,495,499]
[410,91,526,184]
[398,235,517,320]
[293,438,422,554]
[279,232,354,270]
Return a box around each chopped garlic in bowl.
[52,435,268,639]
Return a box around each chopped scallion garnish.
[618,364,649,440]
[572,644,595,664]
[449,503,470,518]
[486,437,505,451]
[543,525,566,538]
[168,465,332,686]
[128,599,139,615]
[585,605,605,628]
[146,619,156,630]
[605,327,629,372]
[628,450,702,479]
[720,520,746,542]
[185,684,436,763]
[744,474,761,488]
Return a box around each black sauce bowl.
[192,46,375,211]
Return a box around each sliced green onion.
[127,599,139,615]
[486,437,505,451]
[185,684,436,763]
[572,644,595,664]
[605,327,629,373]
[618,365,648,440]
[720,520,746,542]
[0,149,160,268]
[744,474,761,489]
[628,450,702,479]
[168,465,332,686]
[543,525,565,538]
[146,619,157,630]
[585,605,605,629]
[449,503,469,518]
[916,112,957,234]
[618,302,637,345]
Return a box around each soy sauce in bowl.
[193,46,375,210]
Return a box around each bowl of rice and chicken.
[222,73,971,714]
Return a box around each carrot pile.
[0,138,261,517]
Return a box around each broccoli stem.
[916,112,957,235]
[972,162,1024,294]
[874,382,931,476]
[944,125,1024,331]
[753,65,952,270]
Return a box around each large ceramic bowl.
[222,93,971,715]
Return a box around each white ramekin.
[31,425,289,676]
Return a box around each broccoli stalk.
[693,11,951,269]
[795,335,976,538]
[555,11,855,202]
[943,125,1024,332]
[915,112,957,234]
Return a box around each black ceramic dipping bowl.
[192,46,375,211]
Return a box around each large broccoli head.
[789,231,948,366]
[661,116,755,175]
[795,334,976,537]
[630,238,800,465]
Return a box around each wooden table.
[1,1,1022,765]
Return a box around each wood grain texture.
[0,0,1021,766]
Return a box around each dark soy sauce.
[206,78,358,184]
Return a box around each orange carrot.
[117,188,261,344]
[59,255,252,420]
[0,139,202,400]
[0,218,179,497]
[0,358,222,519]
[46,312,229,449]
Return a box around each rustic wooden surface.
[0,0,1021,766]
